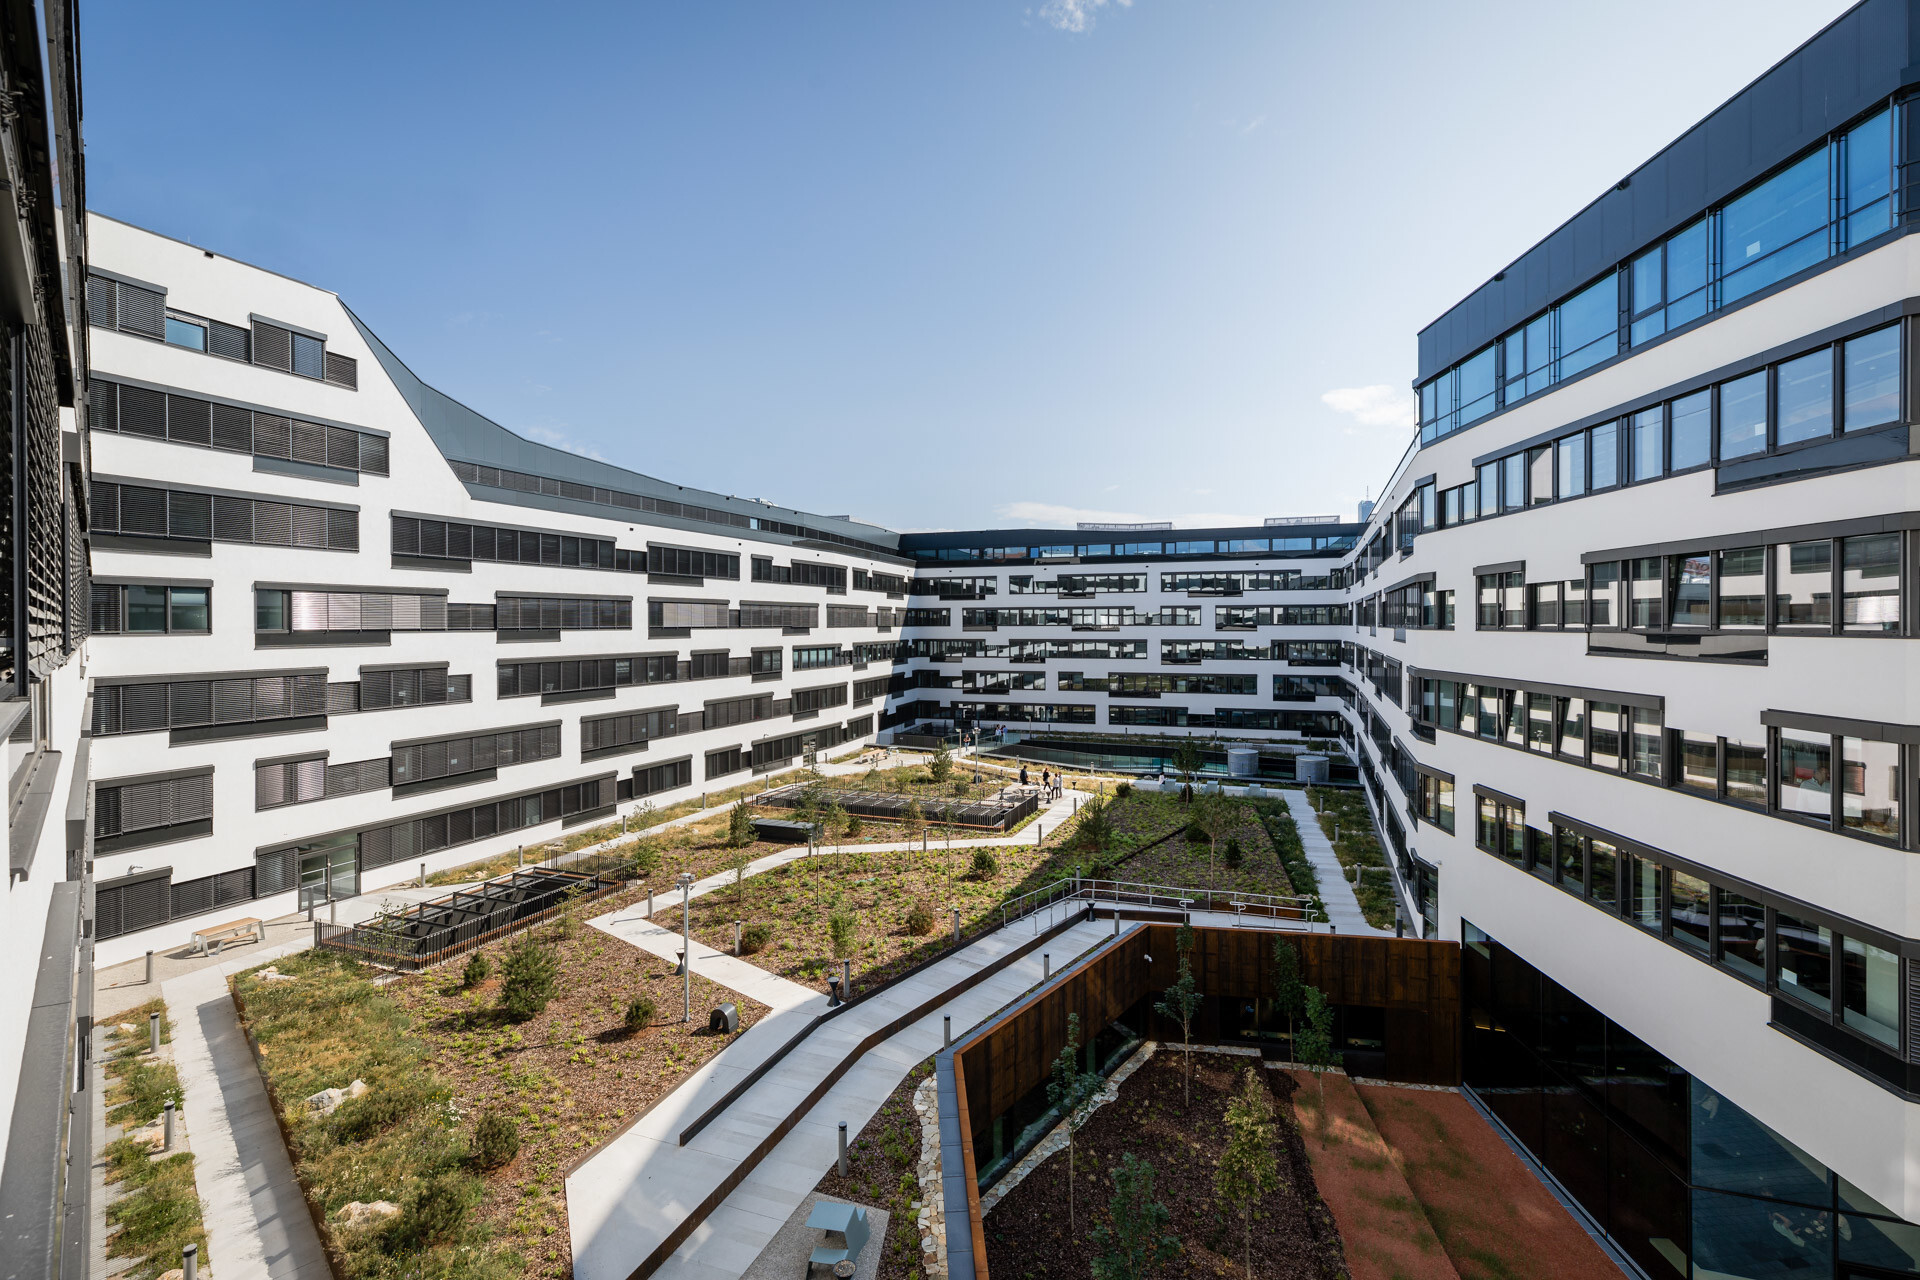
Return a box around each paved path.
[163,951,333,1279]
[1279,788,1392,935]
[567,913,1113,1280]
[592,904,822,1015]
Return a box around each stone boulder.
[336,1199,400,1229]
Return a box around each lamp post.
[677,871,695,1023]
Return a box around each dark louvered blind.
[91,480,357,551]
[324,351,358,389]
[95,772,213,837]
[116,282,165,338]
[252,321,292,371]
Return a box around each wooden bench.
[190,917,264,955]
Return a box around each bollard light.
[148,1012,160,1056]
[837,1121,849,1176]
[943,1015,951,1047]
[163,1100,175,1150]
[678,872,695,1023]
[842,959,852,1000]
[181,1242,198,1280]
[1043,953,1051,979]
[734,921,742,956]
[951,907,960,942]
[419,860,427,888]
[144,950,154,986]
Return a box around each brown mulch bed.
[1109,797,1297,899]
[810,1058,935,1280]
[1354,1086,1619,1280]
[1290,1070,1457,1280]
[983,1052,1346,1278]
[384,885,770,1280]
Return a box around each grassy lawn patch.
[1305,788,1398,930]
[104,1142,209,1280]
[234,884,766,1280]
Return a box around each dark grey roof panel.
[1418,0,1918,380]
[342,305,900,551]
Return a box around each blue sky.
[83,0,1852,532]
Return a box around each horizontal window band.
[500,592,634,604]
[1412,761,1454,784]
[1415,666,1662,713]
[583,739,652,762]
[95,765,214,789]
[95,864,173,891]
[393,768,498,800]
[170,714,328,746]
[248,311,327,342]
[389,720,562,752]
[93,533,211,557]
[1545,809,1914,958]
[1582,511,1920,565]
[254,770,621,857]
[1762,708,1920,744]
[359,661,451,674]
[583,705,677,727]
[89,370,387,435]
[563,802,619,828]
[634,755,692,777]
[1471,561,1524,577]
[1469,783,1525,808]
[90,266,168,294]
[254,456,359,486]
[254,749,329,768]
[92,471,360,513]
[255,581,449,597]
[1459,297,1920,467]
[96,819,213,856]
[95,665,326,688]
[1382,571,1436,594]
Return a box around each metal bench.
[190,916,264,955]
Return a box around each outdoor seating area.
[188,916,264,955]
[757,782,1039,831]
[805,1201,869,1276]
[313,864,629,970]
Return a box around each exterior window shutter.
[116,283,164,337]
[208,319,250,361]
[323,351,358,389]
[252,321,292,371]
[86,273,116,328]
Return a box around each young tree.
[1090,1152,1182,1280]
[1296,985,1338,1099]
[824,800,850,866]
[1195,795,1237,873]
[941,802,958,889]
[929,739,954,784]
[902,797,926,873]
[1215,1067,1282,1277]
[1172,738,1202,799]
[1269,937,1305,1051]
[1154,924,1204,1105]
[1075,796,1115,866]
[726,796,754,849]
[1046,1012,1104,1234]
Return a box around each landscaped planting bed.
[1094,791,1298,898]
[234,884,766,1280]
[982,1051,1345,1278]
[810,1059,935,1280]
[99,1002,210,1280]
[1306,787,1397,929]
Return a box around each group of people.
[1017,764,1064,802]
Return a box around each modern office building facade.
[6,3,1920,1279]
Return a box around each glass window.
[1528,447,1552,506]
[1554,828,1583,889]
[1667,870,1710,953]
[1562,580,1586,627]
[1679,734,1717,795]
[1477,794,1498,853]
[165,316,207,351]
[1504,691,1527,748]
[1720,149,1830,304]
[1587,839,1617,907]
[169,587,210,633]
[1664,220,1709,328]
[1587,563,1617,628]
[1842,326,1900,431]
[1459,346,1496,425]
[1555,434,1586,498]
[1668,554,1710,627]
[1502,572,1526,629]
[1715,890,1765,981]
[255,589,288,632]
[1669,389,1711,470]
[126,585,167,633]
[1588,420,1618,490]
[1502,454,1525,511]
[1841,935,1900,1048]
[1435,777,1455,833]
[1531,583,1559,629]
[1557,275,1619,378]
[1776,729,1834,824]
[1629,557,1662,629]
[1774,348,1834,445]
[1843,107,1893,246]
[1841,736,1901,840]
[1774,539,1832,629]
[1627,856,1660,929]
[1725,741,1767,806]
[1716,547,1766,629]
[1690,1079,1832,1203]
[1629,708,1663,780]
[1718,371,1768,460]
[1520,315,1552,399]
[1558,696,1587,760]
[1476,688,1501,740]
[1527,692,1555,754]
[1589,703,1623,771]
[1630,407,1663,481]
[1629,245,1664,345]
[1477,463,1500,519]
[1841,533,1900,632]
[1775,912,1833,1012]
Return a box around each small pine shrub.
[828,907,858,958]
[1114,782,1133,798]
[845,815,864,838]
[469,1110,520,1171]
[499,940,558,1022]
[624,996,656,1034]
[461,951,490,987]
[1224,837,1244,869]
[951,780,969,797]
[905,900,936,936]
[388,1173,470,1250]
[740,922,773,954]
[630,841,662,876]
[970,848,999,879]
[1186,823,1207,844]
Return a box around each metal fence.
[1000,875,1318,931]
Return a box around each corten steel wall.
[955,926,1460,1153]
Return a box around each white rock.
[335,1199,400,1228]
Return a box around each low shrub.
[905,900,936,937]
[845,814,864,838]
[1185,823,1207,844]
[1224,836,1244,869]
[828,907,858,957]
[499,939,558,1021]
[387,1172,473,1251]
[629,840,662,877]
[461,952,490,988]
[970,849,999,879]
[330,1083,434,1144]
[468,1111,520,1171]
[740,922,773,954]
[106,1057,182,1127]
[1114,781,1133,798]
[624,995,657,1034]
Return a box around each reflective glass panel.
[1680,734,1717,795]
[164,316,207,351]
[1558,696,1587,759]
[1842,326,1900,431]
[1629,707,1663,779]
[1587,563,1617,628]
[1841,736,1900,840]
[1557,275,1619,378]
[1841,935,1900,1048]
[1556,434,1586,498]
[126,585,167,633]
[1776,729,1834,824]
[1503,453,1525,510]
[169,588,210,633]
[1589,420,1618,489]
[1844,107,1893,246]
[1666,871,1710,952]
[1669,389,1712,470]
[1631,407,1663,481]
[1668,554,1710,627]
[1628,856,1660,928]
[1725,740,1767,805]
[1691,1078,1831,1203]
[1775,912,1833,1012]
[1774,540,1832,629]
[1665,220,1709,327]
[1460,346,1497,425]
[1630,557,1663,629]
[254,590,287,631]
[1775,348,1834,445]
[1590,702,1623,771]
[1717,547,1766,629]
[1587,839,1616,907]
[1478,463,1500,519]
[1841,533,1900,632]
[1719,371,1769,460]
[1719,149,1830,304]
[1715,889,1765,981]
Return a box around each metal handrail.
[999,875,1317,930]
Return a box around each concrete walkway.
[567,913,1113,1280]
[1279,788,1392,935]
[163,950,332,1279]
[592,904,822,1015]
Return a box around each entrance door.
[297,835,359,911]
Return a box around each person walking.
[1020,764,1030,788]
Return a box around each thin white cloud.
[1038,0,1131,34]
[1239,115,1266,136]
[1321,384,1416,430]
[523,425,607,462]
[996,500,1266,529]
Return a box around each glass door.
[297,835,360,911]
